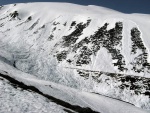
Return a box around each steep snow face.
[0,3,150,110]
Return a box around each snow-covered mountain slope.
[0,59,149,113]
[0,2,150,111]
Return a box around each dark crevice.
[0,55,14,66]
[63,108,77,113]
[92,92,134,106]
[28,19,39,30]
[0,73,99,113]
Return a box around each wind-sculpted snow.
[0,2,150,111]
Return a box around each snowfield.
[0,2,150,112]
